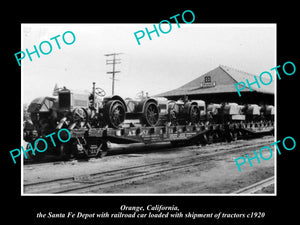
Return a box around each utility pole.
[105,53,122,95]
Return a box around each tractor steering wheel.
[95,87,106,97]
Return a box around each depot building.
[157,65,274,105]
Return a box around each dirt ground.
[23,135,275,194]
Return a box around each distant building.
[157,65,274,105]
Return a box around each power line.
[105,53,122,95]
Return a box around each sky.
[22,23,276,104]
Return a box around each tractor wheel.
[141,102,159,126]
[105,100,126,128]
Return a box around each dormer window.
[204,76,211,83]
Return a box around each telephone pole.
[105,53,122,95]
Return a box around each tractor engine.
[156,97,201,126]
[56,87,90,129]
[259,105,275,123]
[55,83,162,129]
[244,104,261,123]
[207,103,245,124]
[168,100,200,125]
[55,86,127,130]
[125,97,160,127]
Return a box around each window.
[204,76,211,83]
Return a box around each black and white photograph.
[5,4,298,225]
[21,23,276,195]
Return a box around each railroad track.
[232,176,275,194]
[24,161,166,194]
[23,138,270,174]
[24,141,272,194]
[24,155,216,194]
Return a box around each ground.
[23,135,275,194]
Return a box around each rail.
[232,176,275,194]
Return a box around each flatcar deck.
[69,122,274,145]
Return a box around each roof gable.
[219,65,275,94]
[178,66,238,90]
[157,65,275,97]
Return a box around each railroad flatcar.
[23,83,274,160]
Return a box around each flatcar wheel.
[142,102,159,126]
[207,132,214,144]
[226,132,233,143]
[200,134,208,146]
[106,100,126,129]
[232,131,238,141]
[59,143,71,161]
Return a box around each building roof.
[157,65,275,97]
